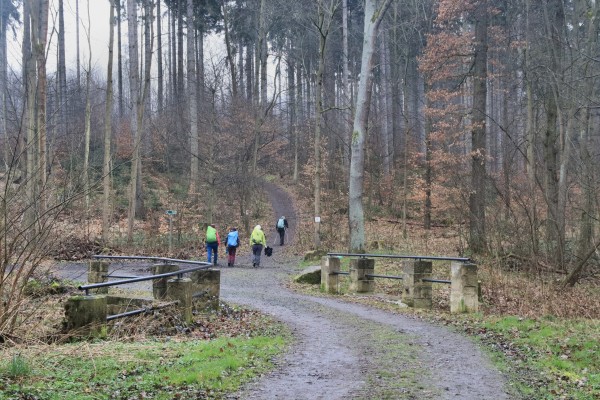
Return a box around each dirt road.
[220,181,513,399]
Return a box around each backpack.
[277,218,285,229]
[264,246,273,257]
[206,226,217,242]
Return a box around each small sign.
[314,216,321,223]
[165,210,177,216]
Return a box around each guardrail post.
[350,258,374,293]
[88,261,109,294]
[153,264,180,300]
[321,256,340,294]
[450,262,479,313]
[190,269,220,310]
[402,260,432,309]
[63,295,107,336]
[166,278,192,323]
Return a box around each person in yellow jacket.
[250,224,266,267]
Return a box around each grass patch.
[0,336,286,399]
[479,315,600,400]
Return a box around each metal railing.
[107,300,180,321]
[80,255,212,295]
[327,252,461,285]
[327,252,470,263]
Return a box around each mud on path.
[221,181,513,399]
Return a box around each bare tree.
[348,0,392,252]
[102,0,116,241]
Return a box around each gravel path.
[220,181,513,399]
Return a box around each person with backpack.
[275,216,289,245]
[205,224,221,266]
[226,227,240,267]
[250,224,266,267]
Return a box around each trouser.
[206,242,219,264]
[227,246,237,265]
[277,228,285,245]
[252,244,263,266]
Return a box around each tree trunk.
[102,0,116,241]
[29,0,49,215]
[83,2,92,224]
[542,0,564,265]
[348,0,392,252]
[76,0,80,87]
[57,0,67,145]
[117,0,124,117]
[0,0,8,169]
[187,0,199,194]
[126,0,140,242]
[221,0,237,99]
[156,0,163,112]
[468,0,488,254]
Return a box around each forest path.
[220,181,513,399]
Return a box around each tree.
[469,0,488,253]
[313,0,339,249]
[187,0,199,194]
[102,0,116,241]
[348,0,392,252]
[126,0,153,241]
[0,0,19,169]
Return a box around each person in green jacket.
[250,224,266,267]
[205,224,221,266]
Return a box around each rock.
[303,249,327,262]
[294,265,321,284]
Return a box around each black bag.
[264,246,273,257]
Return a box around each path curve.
[219,182,513,399]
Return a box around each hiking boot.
[252,262,255,267]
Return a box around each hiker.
[275,216,289,245]
[205,224,221,266]
[226,227,240,267]
[250,224,266,267]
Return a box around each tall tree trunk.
[126,0,140,242]
[252,0,267,173]
[57,0,67,144]
[103,0,116,241]
[30,0,49,214]
[468,0,488,253]
[117,0,124,117]
[83,2,92,224]
[76,0,80,87]
[542,0,564,264]
[187,0,199,194]
[156,0,163,112]
[221,0,237,99]
[348,0,392,252]
[245,44,252,101]
[0,0,7,169]
[287,48,296,180]
[378,30,391,176]
[342,0,350,170]
[23,0,36,233]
